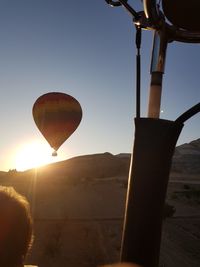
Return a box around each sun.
[14,140,56,171]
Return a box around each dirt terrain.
[0,139,199,267]
[1,174,199,267]
[26,179,199,267]
[160,181,200,267]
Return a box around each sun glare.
[15,141,56,171]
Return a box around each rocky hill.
[172,138,200,174]
[35,138,200,180]
[0,139,199,183]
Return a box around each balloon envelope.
[162,0,200,31]
[32,92,82,152]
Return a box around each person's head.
[0,186,33,267]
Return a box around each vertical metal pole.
[148,30,168,118]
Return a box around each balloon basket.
[52,150,57,157]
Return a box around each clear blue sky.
[0,0,199,171]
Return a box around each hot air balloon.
[32,92,82,156]
[162,0,200,32]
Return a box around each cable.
[135,25,142,118]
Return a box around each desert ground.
[0,139,199,267]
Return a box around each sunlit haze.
[13,140,62,171]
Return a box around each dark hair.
[0,186,33,267]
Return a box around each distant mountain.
[38,138,199,180]
[172,138,200,174]
[36,151,130,181]
[0,139,199,182]
[115,153,131,159]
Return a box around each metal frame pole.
[148,29,168,118]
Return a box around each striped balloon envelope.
[32,92,82,156]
